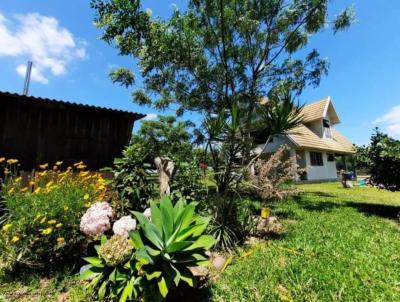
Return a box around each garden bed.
[1,183,399,301]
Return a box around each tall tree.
[92,0,354,193]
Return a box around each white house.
[256,97,354,181]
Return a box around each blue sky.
[0,0,400,145]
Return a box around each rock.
[189,266,209,277]
[211,255,226,271]
[57,292,69,302]
[256,216,284,236]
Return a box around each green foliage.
[206,197,255,251]
[131,197,215,299]
[92,0,354,194]
[109,144,154,212]
[363,129,400,190]
[211,183,400,301]
[0,161,106,268]
[132,115,195,163]
[80,235,142,302]
[81,197,215,301]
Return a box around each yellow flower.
[40,217,47,224]
[34,214,41,221]
[55,223,63,228]
[39,163,48,170]
[29,180,35,187]
[55,161,63,166]
[34,187,41,194]
[38,171,47,177]
[42,228,52,235]
[2,224,12,232]
[0,157,5,164]
[4,168,10,175]
[98,184,106,191]
[57,237,65,244]
[77,164,87,170]
[84,202,91,208]
[6,159,18,165]
[7,188,15,194]
[83,193,90,200]
[47,219,57,225]
[11,236,20,243]
[63,206,69,211]
[15,177,22,182]
[46,181,54,188]
[79,171,90,178]
[21,187,29,193]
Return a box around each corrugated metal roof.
[0,91,146,119]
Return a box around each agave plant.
[131,196,215,299]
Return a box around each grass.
[210,183,400,301]
[1,183,399,301]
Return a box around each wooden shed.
[0,91,145,170]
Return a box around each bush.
[245,146,300,205]
[81,196,215,301]
[206,197,255,251]
[107,143,154,212]
[0,159,107,268]
[363,130,400,190]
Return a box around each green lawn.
[210,183,400,301]
[1,183,399,301]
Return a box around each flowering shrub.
[80,197,215,301]
[80,202,113,237]
[112,215,136,237]
[0,158,108,268]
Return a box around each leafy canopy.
[92,0,354,115]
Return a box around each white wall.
[304,150,338,180]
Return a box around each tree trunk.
[154,157,175,197]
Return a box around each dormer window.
[323,118,332,139]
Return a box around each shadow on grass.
[167,280,212,302]
[290,192,400,219]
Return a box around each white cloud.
[373,105,400,138]
[0,12,86,83]
[142,113,158,121]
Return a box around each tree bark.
[154,157,175,197]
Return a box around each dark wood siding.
[0,92,144,170]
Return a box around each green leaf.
[180,268,195,288]
[146,270,162,280]
[166,241,193,253]
[132,211,150,227]
[101,235,107,245]
[98,281,107,300]
[129,231,144,249]
[175,203,195,231]
[83,257,104,268]
[119,278,134,302]
[160,198,174,239]
[150,200,163,230]
[143,222,164,250]
[183,235,216,251]
[175,223,208,242]
[79,266,102,280]
[157,277,169,298]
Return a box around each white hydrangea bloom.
[113,216,136,237]
[143,208,151,220]
[80,202,113,237]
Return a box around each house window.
[327,153,335,162]
[310,151,323,166]
[323,119,332,139]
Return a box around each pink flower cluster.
[112,216,137,238]
[80,202,113,237]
